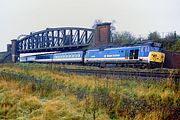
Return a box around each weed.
[0,63,179,119]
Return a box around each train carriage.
[20,51,84,63]
[19,42,165,68]
[52,51,84,63]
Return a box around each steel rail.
[59,68,180,80]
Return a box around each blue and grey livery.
[20,42,165,68]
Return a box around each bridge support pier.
[95,23,111,47]
[11,39,19,63]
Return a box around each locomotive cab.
[149,51,165,64]
[147,42,165,67]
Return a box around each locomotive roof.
[88,45,149,51]
[89,42,162,51]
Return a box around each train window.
[121,50,124,53]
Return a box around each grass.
[0,63,179,119]
[14,62,180,74]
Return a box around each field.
[0,63,179,120]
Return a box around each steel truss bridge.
[18,27,95,53]
[9,23,111,63]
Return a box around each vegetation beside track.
[0,63,179,119]
[14,62,180,74]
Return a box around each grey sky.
[0,0,180,51]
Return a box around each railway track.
[59,68,180,80]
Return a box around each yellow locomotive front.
[149,51,165,64]
[147,42,165,68]
[148,52,165,68]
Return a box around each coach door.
[134,49,139,59]
[129,49,139,59]
[125,50,128,59]
[129,50,134,59]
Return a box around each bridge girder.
[17,27,95,53]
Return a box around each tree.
[168,38,180,52]
[113,31,136,46]
[148,31,161,42]
[165,32,176,42]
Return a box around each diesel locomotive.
[20,42,165,68]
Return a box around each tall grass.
[0,63,179,119]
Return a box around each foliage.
[148,31,161,42]
[168,38,180,52]
[147,31,180,52]
[112,31,143,46]
[0,64,179,119]
[111,29,179,52]
[165,32,176,41]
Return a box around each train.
[20,42,165,68]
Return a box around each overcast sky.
[0,0,180,51]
